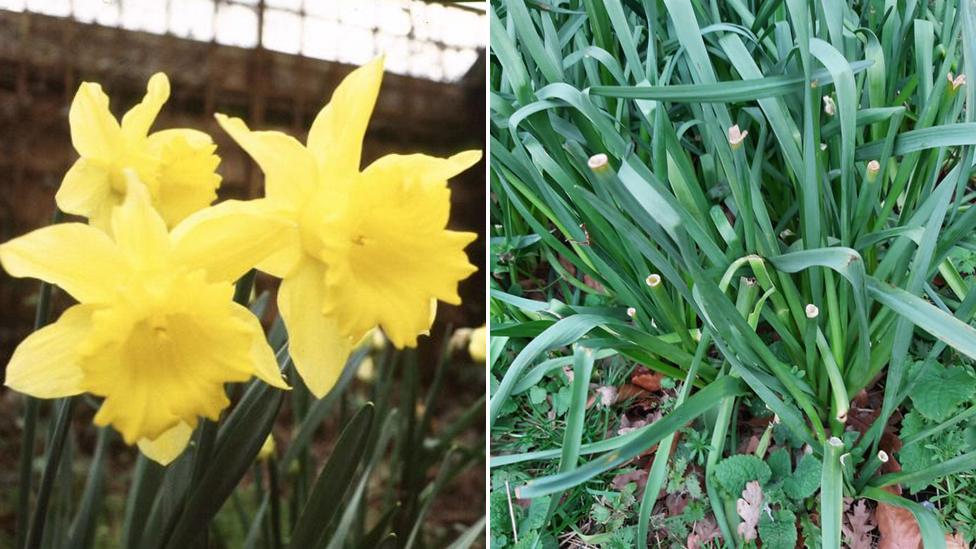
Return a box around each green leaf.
[898,411,939,493]
[767,448,792,482]
[287,403,375,549]
[445,516,486,549]
[784,453,822,500]
[529,386,547,405]
[516,377,747,498]
[161,377,285,549]
[759,509,798,549]
[908,361,976,422]
[713,454,772,497]
[867,276,976,362]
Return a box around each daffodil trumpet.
[1,174,290,465]
[215,56,480,398]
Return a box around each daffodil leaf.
[287,402,375,549]
[161,377,285,549]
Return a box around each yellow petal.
[121,73,170,140]
[360,150,482,188]
[228,302,290,390]
[420,298,437,337]
[4,304,94,398]
[146,128,222,227]
[56,158,114,219]
[215,114,318,208]
[278,260,353,398]
[0,223,125,303]
[111,173,171,270]
[171,198,295,284]
[69,82,122,161]
[137,421,192,465]
[306,56,385,178]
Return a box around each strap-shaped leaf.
[287,402,375,549]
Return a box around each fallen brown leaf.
[631,366,664,392]
[738,434,760,455]
[616,383,649,401]
[842,499,877,549]
[688,517,721,548]
[877,485,921,549]
[946,532,969,549]
[610,469,648,495]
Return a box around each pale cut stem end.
[588,153,609,171]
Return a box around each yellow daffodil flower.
[213,56,479,398]
[1,175,289,465]
[57,73,221,230]
[468,325,487,362]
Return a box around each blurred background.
[0,0,486,545]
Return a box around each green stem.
[24,397,75,549]
[16,276,54,549]
[821,437,846,549]
[267,458,283,549]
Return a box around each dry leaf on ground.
[594,385,618,407]
[842,499,877,549]
[610,469,648,495]
[631,366,664,392]
[876,485,921,549]
[736,480,763,542]
[686,517,722,549]
[946,532,969,549]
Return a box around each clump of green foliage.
[490,0,976,546]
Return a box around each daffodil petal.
[360,150,483,188]
[421,297,437,336]
[69,82,122,161]
[0,223,125,302]
[111,174,171,269]
[4,304,94,398]
[279,260,353,398]
[215,114,317,208]
[146,128,222,227]
[228,302,290,390]
[121,73,170,139]
[306,56,384,178]
[172,198,295,284]
[137,421,192,465]
[56,158,113,219]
